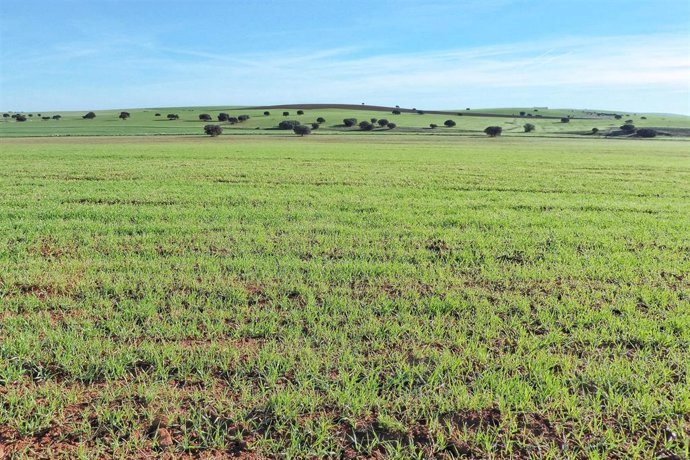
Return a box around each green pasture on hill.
[1,136,688,458]
[1,105,688,138]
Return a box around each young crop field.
[1,135,689,458]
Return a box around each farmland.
[1,134,689,458]
[2,105,689,138]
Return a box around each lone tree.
[199,114,212,122]
[387,122,396,129]
[311,123,319,129]
[444,119,456,127]
[167,114,179,120]
[264,111,270,116]
[484,126,502,137]
[370,118,378,124]
[519,111,526,116]
[42,116,51,120]
[297,110,304,115]
[228,117,239,124]
[523,123,535,133]
[278,120,301,130]
[238,115,250,122]
[283,111,289,117]
[119,111,130,120]
[155,113,161,116]
[377,119,389,127]
[560,117,570,123]
[2,113,9,118]
[614,114,622,120]
[392,110,401,115]
[343,118,357,127]
[293,125,311,136]
[359,121,374,131]
[218,113,230,122]
[636,128,657,138]
[52,115,61,120]
[15,114,27,122]
[316,117,326,124]
[429,123,438,129]
[83,111,96,119]
[620,124,636,134]
[204,124,223,137]
[591,127,599,134]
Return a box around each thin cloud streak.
[2,33,688,113]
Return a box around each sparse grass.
[1,135,689,458]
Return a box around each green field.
[1,135,688,458]
[2,105,689,138]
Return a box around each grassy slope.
[1,106,688,137]
[1,136,688,458]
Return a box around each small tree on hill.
[387,123,396,129]
[484,126,502,137]
[283,111,289,117]
[343,118,357,127]
[523,123,535,133]
[560,117,570,123]
[316,117,326,124]
[42,116,51,120]
[444,120,456,127]
[614,114,622,120]
[519,111,526,116]
[430,123,438,129]
[155,113,161,116]
[204,124,223,137]
[278,120,301,130]
[591,128,599,134]
[119,111,130,120]
[218,113,230,122]
[378,119,389,127]
[311,123,319,129]
[392,110,401,115]
[83,111,96,119]
[228,117,239,124]
[199,114,212,122]
[3,113,9,118]
[636,128,657,138]
[297,110,304,115]
[293,125,311,136]
[620,124,636,133]
[370,118,378,124]
[166,113,178,120]
[238,115,250,121]
[52,115,61,120]
[264,111,270,116]
[15,114,27,122]
[359,121,374,131]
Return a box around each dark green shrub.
[636,128,657,138]
[279,120,301,130]
[293,125,311,136]
[484,126,502,137]
[204,124,223,136]
[359,121,374,131]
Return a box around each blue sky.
[1,0,689,113]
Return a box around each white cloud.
[2,33,689,113]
